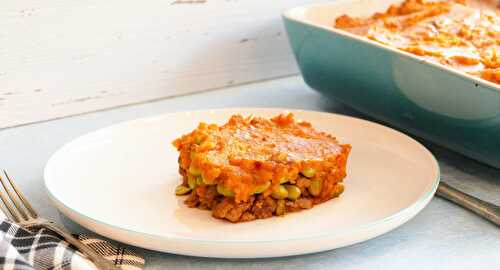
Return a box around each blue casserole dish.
[283,0,500,168]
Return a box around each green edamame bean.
[271,185,288,199]
[333,183,345,197]
[217,184,235,197]
[175,185,191,195]
[279,176,289,184]
[196,175,204,185]
[188,165,202,176]
[285,185,301,200]
[253,181,271,194]
[301,167,316,178]
[188,175,197,189]
[275,199,286,216]
[308,179,322,196]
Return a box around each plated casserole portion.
[335,0,500,84]
[172,113,351,223]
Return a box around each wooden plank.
[0,0,332,129]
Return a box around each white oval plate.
[44,108,439,258]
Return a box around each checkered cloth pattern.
[0,220,145,270]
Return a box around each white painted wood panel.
[0,0,332,129]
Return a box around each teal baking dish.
[283,0,500,168]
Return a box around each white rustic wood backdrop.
[0,0,331,129]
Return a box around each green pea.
[253,181,271,194]
[285,185,301,200]
[188,165,202,176]
[196,175,204,186]
[188,175,197,189]
[271,185,288,199]
[175,185,191,195]
[308,179,322,196]
[301,167,316,178]
[275,199,286,216]
[217,184,235,197]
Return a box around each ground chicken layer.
[335,0,500,84]
[172,113,351,223]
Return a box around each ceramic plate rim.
[44,107,440,244]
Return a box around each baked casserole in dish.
[283,0,500,168]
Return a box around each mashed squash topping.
[335,0,500,84]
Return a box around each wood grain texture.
[0,0,330,129]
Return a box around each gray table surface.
[1,76,499,270]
